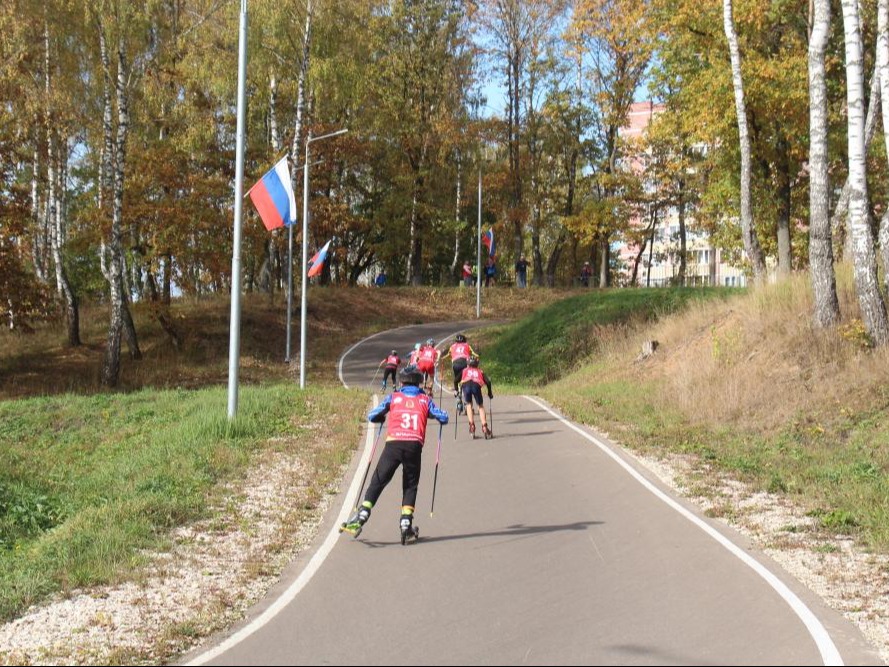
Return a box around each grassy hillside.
[478,287,738,388]
[0,286,570,399]
[482,272,889,550]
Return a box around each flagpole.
[476,165,481,319]
[227,0,248,419]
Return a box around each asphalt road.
[188,321,881,666]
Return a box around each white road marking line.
[192,323,465,663]
[522,394,844,667]
[187,396,379,666]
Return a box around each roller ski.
[400,513,420,545]
[339,504,371,538]
[468,422,476,439]
[483,424,493,440]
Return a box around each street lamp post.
[300,128,348,389]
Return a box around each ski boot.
[339,502,372,538]
[468,421,476,439]
[381,382,387,392]
[400,509,419,545]
[483,424,493,440]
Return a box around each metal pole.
[300,132,311,389]
[285,223,293,361]
[298,129,347,389]
[227,0,248,419]
[476,166,481,319]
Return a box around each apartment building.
[617,101,749,288]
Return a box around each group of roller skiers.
[377,335,492,438]
[340,333,494,544]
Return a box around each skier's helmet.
[426,338,435,346]
[455,334,466,343]
[400,365,423,387]
[414,343,421,350]
[390,349,398,356]
[468,355,480,368]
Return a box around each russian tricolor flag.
[482,228,495,257]
[248,157,296,231]
[307,238,333,278]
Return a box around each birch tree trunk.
[98,23,114,281]
[102,36,131,386]
[44,22,80,347]
[31,135,48,283]
[841,0,889,345]
[877,0,889,291]
[832,65,881,258]
[809,0,840,327]
[723,0,767,281]
[407,148,427,286]
[289,0,313,187]
[450,150,462,279]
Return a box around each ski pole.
[489,396,493,432]
[355,422,384,510]
[369,364,382,390]
[431,423,443,516]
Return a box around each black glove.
[487,390,493,399]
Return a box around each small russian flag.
[482,228,495,257]
[248,157,296,231]
[307,238,333,278]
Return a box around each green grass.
[0,383,366,621]
[479,287,736,388]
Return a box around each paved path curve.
[188,321,881,666]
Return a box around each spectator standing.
[462,260,473,287]
[515,254,528,288]
[484,257,497,287]
[580,261,592,287]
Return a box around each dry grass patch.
[595,270,889,434]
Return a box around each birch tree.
[877,0,889,290]
[42,15,81,347]
[840,0,889,345]
[723,0,766,282]
[808,0,839,327]
[101,15,132,387]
